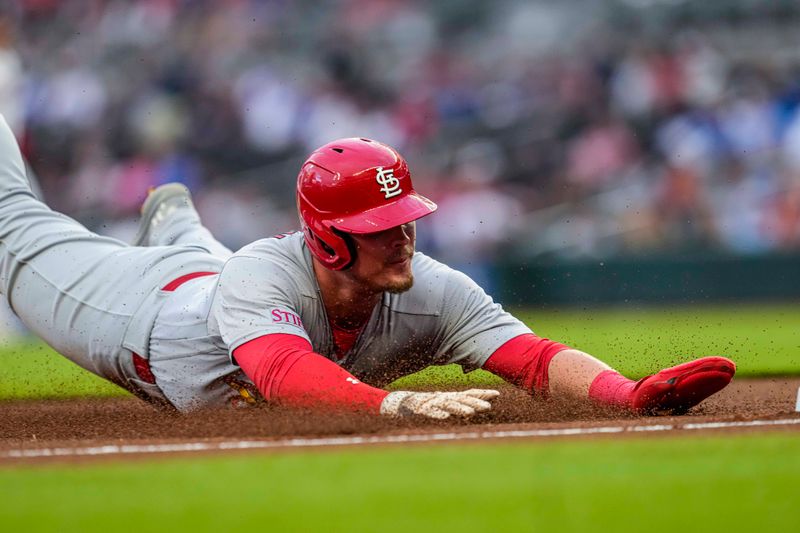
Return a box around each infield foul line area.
[3,416,800,460]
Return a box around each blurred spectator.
[428,139,523,291]
[711,160,775,254]
[655,164,716,248]
[762,175,800,249]
[0,16,22,136]
[566,112,639,189]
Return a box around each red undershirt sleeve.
[482,333,571,396]
[233,334,389,413]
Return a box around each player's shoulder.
[388,252,468,316]
[230,231,307,265]
[221,232,313,284]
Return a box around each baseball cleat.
[133,183,194,247]
[630,356,736,415]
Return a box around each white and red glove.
[379,389,500,420]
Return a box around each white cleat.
[132,183,195,247]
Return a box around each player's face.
[348,222,416,294]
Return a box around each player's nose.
[389,223,414,247]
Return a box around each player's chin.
[384,273,414,294]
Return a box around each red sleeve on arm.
[233,334,388,413]
[482,334,570,396]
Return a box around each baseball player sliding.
[0,115,735,418]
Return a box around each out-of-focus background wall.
[1,0,799,306]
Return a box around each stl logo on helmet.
[375,166,402,199]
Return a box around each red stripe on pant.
[132,271,219,384]
[160,271,218,292]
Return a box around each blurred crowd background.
[2,0,800,278]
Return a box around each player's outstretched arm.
[483,333,735,415]
[234,334,499,419]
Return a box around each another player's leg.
[548,349,735,415]
[134,183,233,259]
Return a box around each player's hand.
[379,389,500,420]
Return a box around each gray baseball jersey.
[149,232,531,410]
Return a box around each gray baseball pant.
[0,115,225,402]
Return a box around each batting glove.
[380,389,500,420]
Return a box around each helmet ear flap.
[303,226,356,270]
[316,234,336,256]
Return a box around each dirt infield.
[2,377,799,462]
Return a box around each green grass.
[0,341,125,400]
[0,432,798,532]
[516,302,800,376]
[1,303,799,399]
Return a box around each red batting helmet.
[297,137,437,270]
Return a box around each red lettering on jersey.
[270,308,304,329]
[271,231,298,240]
